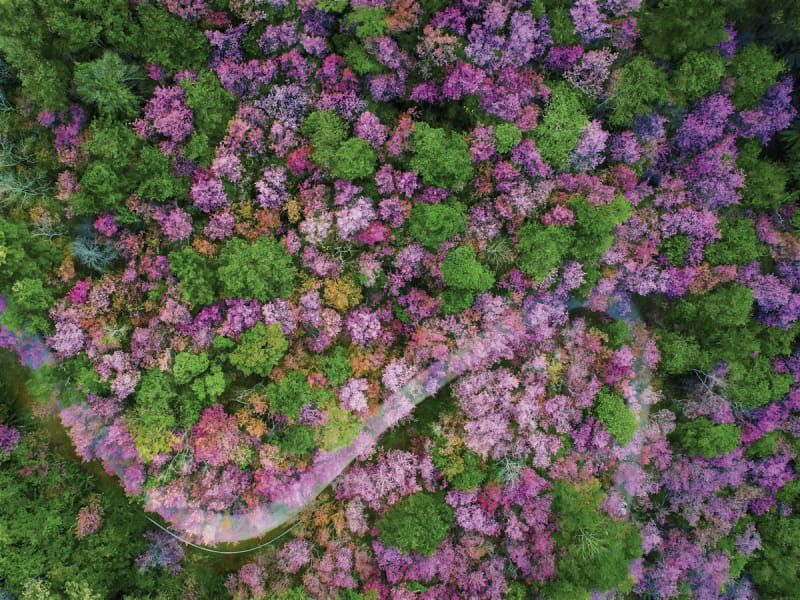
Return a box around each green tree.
[725,356,793,410]
[515,221,575,282]
[729,43,785,111]
[594,389,637,445]
[0,215,61,293]
[277,424,317,455]
[377,492,455,555]
[167,247,218,308]
[704,217,764,266]
[74,161,129,216]
[172,351,210,385]
[225,322,289,378]
[74,51,143,119]
[82,118,142,167]
[302,110,349,170]
[440,245,495,313]
[133,146,191,203]
[130,368,179,461]
[266,370,332,418]
[659,233,692,267]
[323,345,352,387]
[218,237,295,303]
[737,140,793,211]
[654,329,705,375]
[494,123,522,154]
[609,57,670,128]
[180,71,236,148]
[533,84,589,168]
[639,0,728,62]
[345,6,388,39]
[542,481,642,599]
[671,50,727,105]
[674,417,741,457]
[1,277,55,336]
[133,2,210,72]
[407,202,467,250]
[331,137,377,180]
[750,514,800,596]
[409,122,473,189]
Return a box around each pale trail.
[1,293,655,551]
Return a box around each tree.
[225,322,289,378]
[674,417,740,457]
[406,202,467,250]
[323,345,352,386]
[494,123,522,154]
[542,481,642,599]
[704,217,764,266]
[180,71,236,148]
[532,84,589,168]
[266,370,331,418]
[725,356,793,410]
[737,140,792,211]
[133,2,210,73]
[515,221,575,282]
[594,388,637,445]
[218,237,295,303]
[730,43,786,111]
[409,122,473,189]
[377,492,454,555]
[276,424,317,455]
[74,51,143,119]
[440,245,495,314]
[168,247,218,308]
[129,368,179,461]
[82,118,141,167]
[671,50,726,105]
[172,351,210,385]
[1,277,55,336]
[639,0,728,62]
[133,146,191,203]
[302,110,349,170]
[609,57,669,128]
[331,138,377,180]
[750,514,800,596]
[0,215,61,293]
